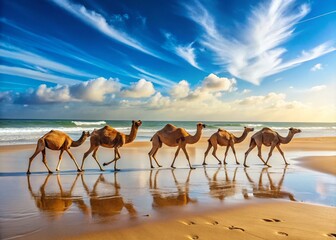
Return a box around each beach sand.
[0,137,335,240]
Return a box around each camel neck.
[187,127,203,144]
[233,129,249,143]
[126,125,138,144]
[277,131,294,144]
[71,134,87,147]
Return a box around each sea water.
[0,119,335,145]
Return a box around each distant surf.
[72,121,106,126]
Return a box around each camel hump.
[163,123,177,131]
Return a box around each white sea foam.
[72,121,106,126]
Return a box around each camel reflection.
[204,166,238,201]
[27,174,88,219]
[243,167,295,201]
[81,173,137,221]
[149,169,197,208]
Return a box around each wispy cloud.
[0,43,95,79]
[185,0,336,85]
[52,0,163,60]
[130,65,176,87]
[164,32,201,70]
[310,63,323,71]
[0,65,81,85]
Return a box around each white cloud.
[310,63,323,71]
[148,92,171,108]
[185,0,335,85]
[70,77,121,101]
[170,80,190,99]
[202,73,236,92]
[308,85,326,92]
[123,79,156,98]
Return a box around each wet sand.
[0,137,335,240]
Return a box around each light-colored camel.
[27,130,90,174]
[148,123,206,169]
[203,127,254,165]
[81,120,142,171]
[243,127,301,167]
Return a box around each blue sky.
[0,0,335,121]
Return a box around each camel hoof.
[56,169,59,171]
[158,165,162,168]
[171,166,176,169]
[285,163,290,165]
[224,162,227,165]
[266,165,271,167]
[100,169,105,171]
[26,171,31,175]
[190,167,196,170]
[77,169,82,172]
[114,168,121,172]
[218,162,222,165]
[103,163,108,166]
[236,162,240,165]
[151,166,155,169]
[48,171,53,174]
[202,162,207,165]
[244,165,249,168]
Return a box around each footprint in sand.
[327,233,336,238]
[180,220,196,226]
[228,225,245,232]
[188,235,199,239]
[277,231,289,236]
[262,218,282,223]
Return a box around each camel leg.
[223,145,230,165]
[243,140,256,167]
[276,145,289,165]
[113,148,121,171]
[81,145,97,171]
[257,145,267,166]
[171,146,181,169]
[231,144,240,165]
[182,145,195,170]
[27,139,44,174]
[65,149,81,171]
[148,145,161,168]
[41,149,53,174]
[103,148,120,167]
[56,150,64,171]
[91,147,104,171]
[265,144,276,167]
[212,143,222,165]
[203,141,212,165]
[152,148,162,167]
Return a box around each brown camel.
[203,127,254,165]
[27,130,90,174]
[81,120,142,171]
[81,173,137,220]
[243,127,301,167]
[27,174,89,219]
[204,166,238,201]
[148,123,206,169]
[149,169,197,208]
[243,167,295,201]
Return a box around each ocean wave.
[72,121,106,126]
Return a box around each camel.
[149,169,197,208]
[243,167,295,201]
[27,174,89,219]
[148,123,206,169]
[81,173,137,220]
[27,130,90,174]
[204,166,238,201]
[81,120,142,171]
[203,127,254,165]
[243,127,301,167]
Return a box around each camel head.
[82,131,91,137]
[132,120,142,128]
[197,122,206,129]
[244,126,254,132]
[289,127,301,134]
